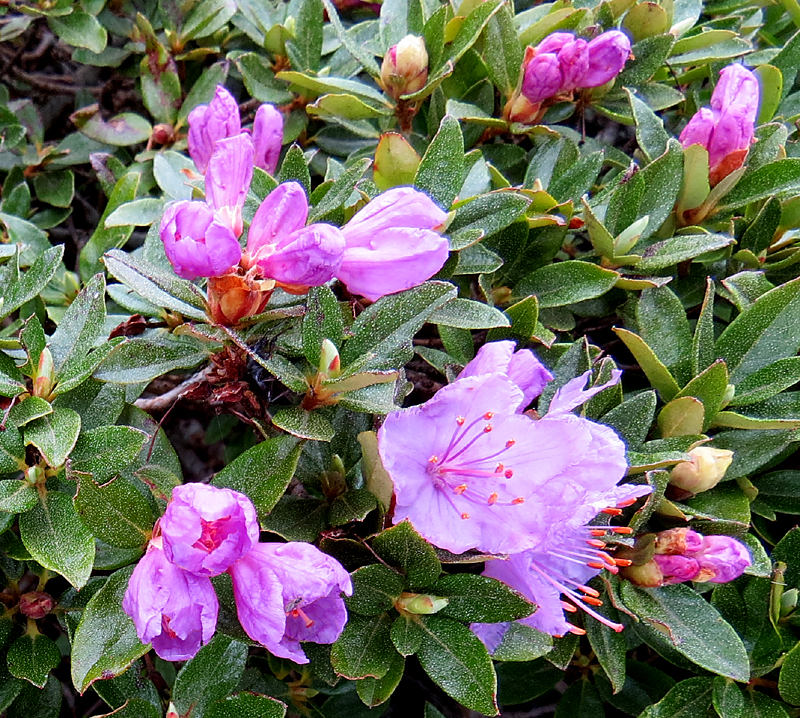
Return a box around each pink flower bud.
[582,30,632,88]
[381,35,429,100]
[187,86,241,174]
[670,447,734,494]
[252,104,284,176]
[521,50,565,104]
[160,201,241,281]
[205,133,254,237]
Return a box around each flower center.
[194,518,226,553]
[285,598,314,627]
[426,412,523,516]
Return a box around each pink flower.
[122,540,218,661]
[337,187,449,301]
[160,484,260,577]
[159,201,241,281]
[228,542,353,664]
[458,340,554,411]
[187,86,241,175]
[582,31,632,87]
[205,133,254,237]
[246,182,345,289]
[252,104,284,175]
[679,63,760,185]
[653,529,751,584]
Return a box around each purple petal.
[711,64,760,126]
[680,107,716,152]
[205,133,254,236]
[337,226,449,301]
[581,30,631,87]
[695,535,752,583]
[252,104,284,175]
[557,39,589,92]
[536,32,578,54]
[546,368,622,415]
[256,223,344,287]
[187,86,241,174]
[247,182,309,257]
[521,53,564,104]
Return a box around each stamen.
[505,469,514,478]
[578,585,600,598]
[506,439,516,448]
[290,607,315,628]
[429,455,439,464]
[568,625,587,635]
[612,527,634,535]
[483,424,493,433]
[617,498,638,507]
[590,529,607,537]
[561,601,578,613]
[512,497,525,505]
[456,416,465,426]
[586,539,606,548]
[483,412,494,420]
[602,507,623,516]
[582,596,604,607]
[454,484,467,495]
[587,562,606,569]
[614,558,633,567]
[495,463,504,473]
[460,513,470,520]
[488,493,498,505]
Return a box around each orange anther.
[505,469,514,478]
[586,539,606,548]
[602,507,623,516]
[454,484,467,495]
[506,439,516,447]
[456,416,465,425]
[428,455,439,464]
[614,558,633,567]
[483,424,493,432]
[567,625,587,636]
[589,529,606,536]
[612,527,634,535]
[495,463,504,473]
[460,513,470,520]
[512,497,525,505]
[578,586,600,598]
[587,562,606,569]
[561,601,578,613]
[484,411,494,420]
[617,498,637,507]
[488,493,498,505]
[582,596,604,607]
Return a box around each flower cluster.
[159,84,451,323]
[623,528,751,587]
[378,340,651,638]
[679,63,760,186]
[123,483,352,663]
[507,31,632,124]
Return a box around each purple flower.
[378,368,645,555]
[521,52,565,104]
[123,540,218,661]
[160,200,241,281]
[679,63,760,185]
[205,133,254,237]
[458,340,554,411]
[246,182,345,288]
[582,31,632,87]
[695,535,752,583]
[337,187,449,301]
[228,542,353,664]
[160,484,260,577]
[187,86,241,175]
[252,104,284,175]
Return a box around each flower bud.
[395,592,449,614]
[381,35,429,100]
[166,703,179,718]
[252,104,283,176]
[582,30,632,88]
[669,447,734,494]
[18,591,54,619]
[319,339,341,379]
[621,560,664,587]
[33,348,54,399]
[206,274,274,326]
[204,133,254,238]
[653,527,703,555]
[187,85,241,174]
[160,201,241,281]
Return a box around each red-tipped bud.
[381,36,429,100]
[18,591,54,619]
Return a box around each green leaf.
[172,635,248,717]
[69,425,147,483]
[639,677,714,718]
[277,144,311,193]
[74,475,154,549]
[331,613,397,679]
[287,0,324,71]
[71,566,146,693]
[430,298,509,329]
[415,615,498,715]
[19,490,95,588]
[518,261,619,308]
[319,0,381,76]
[180,0,235,40]
[717,159,800,212]
[259,496,328,542]
[104,199,164,228]
[80,172,140,280]
[487,295,540,342]
[614,328,681,400]
[435,574,534,623]
[94,337,210,385]
[0,480,37,513]
[103,248,209,321]
[491,623,553,662]
[341,281,456,370]
[207,694,287,718]
[741,197,782,255]
[212,435,302,518]
[356,650,405,707]
[743,691,791,718]
[272,407,334,442]
[92,698,161,718]
[585,599,627,693]
[347,564,405,616]
[32,170,74,208]
[373,520,442,588]
[637,233,734,271]
[0,425,25,474]
[7,634,61,688]
[415,115,464,210]
[620,583,750,681]
[49,273,106,374]
[713,676,745,717]
[308,158,371,222]
[379,0,423,49]
[24,406,81,468]
[329,487,378,525]
[48,11,107,53]
[751,471,800,514]
[715,276,800,383]
[449,192,530,248]
[77,112,151,147]
[483,3,524,97]
[553,678,604,718]
[693,278,716,375]
[636,139,683,239]
[636,285,693,384]
[0,245,64,321]
[548,152,604,205]
[675,359,730,430]
[600,390,657,448]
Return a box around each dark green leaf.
[7,634,61,688]
[347,564,405,616]
[331,613,397,679]
[435,574,534,623]
[414,116,464,210]
[517,261,619,308]
[639,676,714,718]
[207,694,287,718]
[373,521,442,588]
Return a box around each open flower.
[123,539,219,661]
[245,182,345,290]
[679,63,760,185]
[160,201,241,281]
[228,542,353,663]
[187,86,241,174]
[337,186,449,301]
[160,484,260,577]
[205,133,254,237]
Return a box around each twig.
[134,365,213,413]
